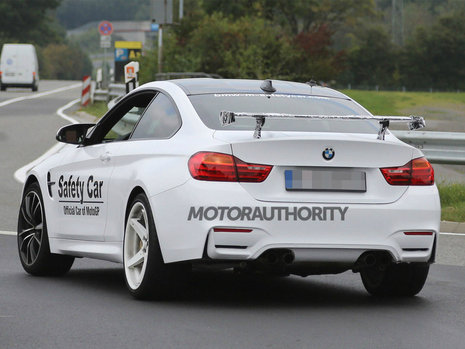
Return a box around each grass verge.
[79,101,108,119]
[340,90,465,116]
[438,183,465,222]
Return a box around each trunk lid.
[214,130,415,204]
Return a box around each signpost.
[98,21,114,88]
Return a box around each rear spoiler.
[219,111,426,140]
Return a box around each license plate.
[285,168,366,192]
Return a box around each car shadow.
[57,267,430,309]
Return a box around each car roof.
[169,78,349,99]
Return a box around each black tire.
[0,84,6,91]
[17,182,74,276]
[123,193,189,300]
[361,262,429,297]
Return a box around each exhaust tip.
[282,251,295,264]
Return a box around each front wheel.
[360,262,429,297]
[18,182,74,276]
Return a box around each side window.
[130,93,181,140]
[91,92,156,144]
[102,106,146,142]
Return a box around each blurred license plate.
[285,169,366,192]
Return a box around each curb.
[440,221,465,234]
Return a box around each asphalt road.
[1,81,465,348]
[0,80,79,231]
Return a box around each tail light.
[188,151,272,182]
[380,157,434,185]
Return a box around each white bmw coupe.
[18,79,440,299]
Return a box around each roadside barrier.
[81,76,91,106]
[392,131,465,165]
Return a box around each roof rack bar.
[219,111,426,140]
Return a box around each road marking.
[57,98,81,124]
[0,231,16,236]
[13,98,81,184]
[0,83,81,108]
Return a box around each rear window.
[188,93,378,134]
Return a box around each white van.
[0,44,39,92]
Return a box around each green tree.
[144,14,294,80]
[202,0,375,35]
[401,10,465,90]
[345,26,397,87]
[0,0,61,45]
[40,44,93,80]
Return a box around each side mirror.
[56,124,95,144]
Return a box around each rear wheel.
[361,262,429,297]
[123,193,189,299]
[0,84,6,91]
[17,182,74,276]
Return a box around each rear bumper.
[1,82,34,88]
[1,77,35,87]
[150,180,440,264]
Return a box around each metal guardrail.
[392,130,465,165]
[108,83,126,99]
[93,89,108,102]
[155,72,223,80]
[91,84,126,103]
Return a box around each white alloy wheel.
[124,201,150,290]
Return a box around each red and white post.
[81,75,91,106]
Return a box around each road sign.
[100,35,112,48]
[152,0,173,24]
[98,21,113,36]
[114,41,142,82]
[124,61,139,84]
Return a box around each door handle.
[99,152,111,162]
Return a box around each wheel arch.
[125,186,146,223]
[22,175,40,196]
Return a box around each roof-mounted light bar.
[219,111,426,140]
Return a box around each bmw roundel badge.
[323,148,335,160]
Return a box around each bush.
[39,43,92,80]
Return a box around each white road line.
[57,98,81,124]
[13,98,81,184]
[0,83,81,108]
[0,231,16,236]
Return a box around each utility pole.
[152,0,172,74]
[392,0,404,46]
[179,0,183,20]
[158,24,163,73]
